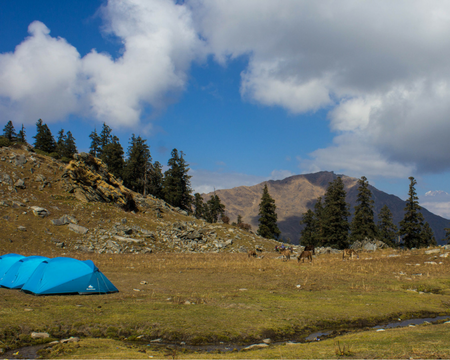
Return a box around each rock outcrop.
[62,153,137,211]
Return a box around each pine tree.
[237,215,243,225]
[445,226,450,245]
[3,121,16,141]
[377,205,398,247]
[162,149,192,211]
[56,129,67,158]
[420,222,437,247]
[64,131,77,159]
[33,119,56,153]
[399,177,425,248]
[148,161,164,199]
[17,124,26,143]
[89,128,101,158]
[350,176,377,243]
[101,135,124,179]
[123,134,151,194]
[299,209,316,246]
[322,177,350,249]
[257,184,281,239]
[204,194,225,223]
[193,193,205,219]
[313,197,325,246]
[99,122,112,154]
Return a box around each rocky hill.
[203,171,450,244]
[0,145,279,257]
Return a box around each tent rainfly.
[0,256,49,289]
[21,257,119,295]
[0,253,26,281]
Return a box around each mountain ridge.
[203,171,450,244]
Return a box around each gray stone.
[14,155,27,166]
[68,223,89,234]
[14,179,26,189]
[425,249,440,255]
[242,344,269,351]
[31,332,50,339]
[60,337,80,344]
[18,226,27,231]
[114,235,145,244]
[31,206,50,217]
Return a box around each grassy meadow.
[2,247,450,358]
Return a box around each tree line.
[3,120,445,245]
[1,119,232,224]
[299,176,438,249]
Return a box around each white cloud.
[299,133,415,179]
[0,22,83,124]
[189,0,450,175]
[0,0,203,128]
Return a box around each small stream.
[2,316,450,358]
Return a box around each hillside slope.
[204,171,450,244]
[0,145,279,256]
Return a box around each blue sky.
[2,0,450,219]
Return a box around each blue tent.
[0,253,26,281]
[0,256,49,289]
[21,257,119,295]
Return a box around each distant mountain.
[203,171,450,245]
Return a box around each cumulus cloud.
[0,0,203,127]
[299,133,415,179]
[189,0,450,175]
[2,0,450,179]
[0,22,83,123]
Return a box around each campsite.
[0,145,450,358]
[2,247,450,359]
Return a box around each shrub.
[0,136,11,147]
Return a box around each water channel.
[2,315,450,358]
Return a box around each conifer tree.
[89,128,101,158]
[313,197,325,246]
[444,226,450,244]
[204,194,225,223]
[3,121,16,141]
[162,149,192,211]
[377,205,398,247]
[123,134,151,194]
[322,177,350,249]
[17,124,26,143]
[350,176,377,242]
[420,222,437,247]
[101,135,124,180]
[399,177,425,248]
[299,209,316,246]
[257,184,281,239]
[33,119,56,153]
[193,193,205,219]
[64,131,77,159]
[99,123,112,153]
[237,214,243,225]
[56,129,67,158]
[148,161,164,199]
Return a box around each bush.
[0,136,11,147]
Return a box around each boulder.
[68,223,89,235]
[425,249,440,255]
[31,332,50,339]
[14,155,27,166]
[14,179,26,189]
[31,206,50,218]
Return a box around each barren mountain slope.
[0,145,279,257]
[204,171,450,244]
